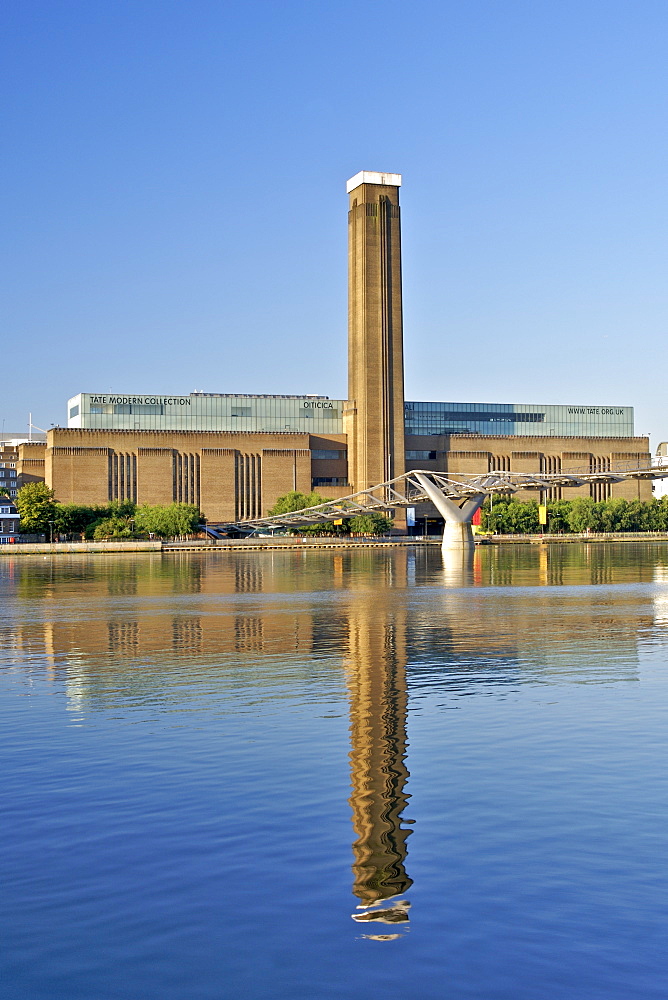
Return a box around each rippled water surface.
[2,543,668,999]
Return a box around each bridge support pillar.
[442,520,476,548]
[414,473,486,550]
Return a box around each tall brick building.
[20,171,652,523]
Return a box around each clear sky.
[2,1,667,444]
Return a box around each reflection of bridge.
[223,466,668,549]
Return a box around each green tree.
[507,499,540,534]
[481,497,540,534]
[483,494,668,536]
[348,511,393,535]
[52,499,140,537]
[0,486,10,498]
[267,491,394,536]
[54,503,109,535]
[566,497,596,533]
[268,491,331,515]
[598,498,626,533]
[133,502,201,537]
[93,516,134,540]
[267,491,336,534]
[547,499,572,533]
[16,482,57,534]
[107,499,138,518]
[617,498,660,532]
[657,496,668,531]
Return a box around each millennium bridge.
[216,465,668,549]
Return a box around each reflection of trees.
[345,554,413,935]
[483,542,659,589]
[106,570,138,596]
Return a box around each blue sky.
[2,1,667,443]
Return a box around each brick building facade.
[39,428,348,523]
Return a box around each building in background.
[652,443,668,499]
[0,436,48,498]
[0,457,18,498]
[0,499,19,542]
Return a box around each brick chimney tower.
[345,171,405,494]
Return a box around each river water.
[2,544,668,999]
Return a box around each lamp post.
[129,518,135,537]
[48,520,54,544]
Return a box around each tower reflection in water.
[345,560,413,940]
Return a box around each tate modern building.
[29,171,649,524]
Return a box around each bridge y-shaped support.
[414,473,486,549]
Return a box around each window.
[0,507,10,514]
[312,477,348,487]
[311,449,343,460]
[132,404,163,415]
[406,450,437,460]
[112,404,163,416]
[69,405,79,418]
[9,471,16,478]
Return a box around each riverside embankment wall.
[0,538,437,555]
[3,533,668,555]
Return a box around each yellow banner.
[538,504,548,526]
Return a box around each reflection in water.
[345,557,413,938]
[441,545,476,587]
[234,616,264,652]
[172,617,203,654]
[4,543,668,949]
[653,564,668,626]
[108,620,139,653]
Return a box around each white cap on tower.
[346,171,402,193]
